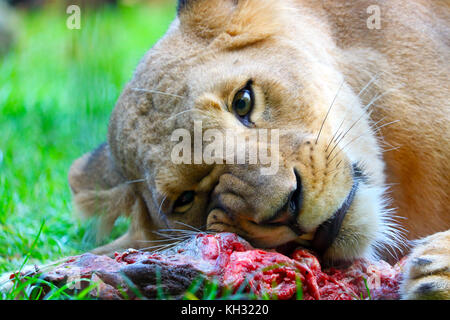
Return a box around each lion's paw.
[400,230,450,299]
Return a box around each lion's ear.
[176,0,236,36]
[68,143,136,241]
[177,0,285,47]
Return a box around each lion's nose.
[262,169,304,234]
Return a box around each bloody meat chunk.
[9,232,405,300]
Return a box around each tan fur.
[69,0,449,299]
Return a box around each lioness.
[69,0,449,299]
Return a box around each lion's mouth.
[275,179,359,257]
[309,178,359,254]
[207,166,361,257]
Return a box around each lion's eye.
[173,191,195,213]
[232,86,254,123]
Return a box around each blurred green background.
[0,0,176,273]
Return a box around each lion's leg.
[400,230,450,299]
[89,195,160,256]
[70,143,163,256]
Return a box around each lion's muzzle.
[205,164,309,247]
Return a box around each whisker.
[384,182,400,187]
[136,238,186,243]
[125,179,146,185]
[327,87,399,160]
[356,72,381,98]
[315,80,345,144]
[174,221,206,233]
[156,229,199,237]
[157,195,170,228]
[152,232,191,241]
[319,167,342,176]
[381,146,401,153]
[140,242,180,252]
[157,228,198,233]
[131,88,184,99]
[327,119,400,168]
[369,116,387,131]
[325,73,381,152]
[336,95,381,143]
[164,109,195,123]
[327,134,364,164]
[361,87,399,111]
[326,109,373,160]
[372,119,400,134]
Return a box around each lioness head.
[69,0,400,263]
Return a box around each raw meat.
[9,232,405,300]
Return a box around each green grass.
[0,1,176,275]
